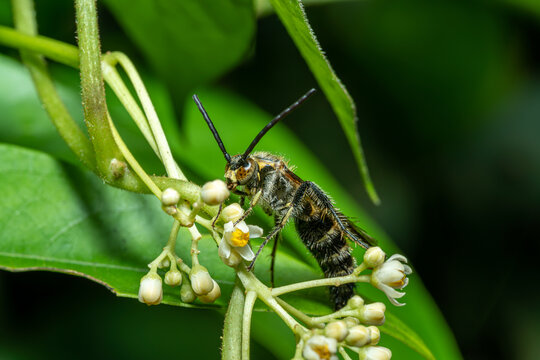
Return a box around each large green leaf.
[268,0,380,204]
[102,0,255,113]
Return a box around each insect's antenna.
[192,94,231,163]
[241,88,316,160]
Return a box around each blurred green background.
[1,0,539,359]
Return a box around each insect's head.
[192,89,316,190]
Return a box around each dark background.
[1,0,539,359]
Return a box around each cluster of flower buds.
[363,247,413,306]
[301,295,391,360]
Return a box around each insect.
[192,89,376,309]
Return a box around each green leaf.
[268,0,380,204]
[102,0,255,111]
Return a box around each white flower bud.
[345,325,370,347]
[347,295,365,309]
[189,265,214,295]
[343,317,360,328]
[158,258,170,269]
[367,326,380,345]
[360,346,392,360]
[198,280,221,303]
[138,273,163,306]
[201,180,229,205]
[180,275,196,303]
[221,203,244,223]
[303,335,338,360]
[164,269,182,286]
[162,205,177,215]
[364,247,386,268]
[324,321,349,342]
[161,188,180,206]
[361,302,386,326]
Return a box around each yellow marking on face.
[230,228,250,247]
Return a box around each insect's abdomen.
[294,215,355,310]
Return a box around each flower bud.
[347,295,365,309]
[138,273,163,305]
[180,274,196,303]
[345,325,370,347]
[367,326,380,345]
[201,180,229,205]
[360,346,392,360]
[159,258,170,269]
[343,317,359,328]
[164,269,182,286]
[361,302,386,326]
[363,247,386,268]
[324,320,349,342]
[303,335,338,360]
[189,265,214,295]
[198,280,221,303]
[161,188,180,206]
[221,203,244,223]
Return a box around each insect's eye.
[243,162,251,171]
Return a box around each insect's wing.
[343,217,378,248]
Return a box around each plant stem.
[241,291,257,360]
[272,274,370,296]
[222,280,245,360]
[75,0,121,181]
[10,0,97,172]
[276,297,320,328]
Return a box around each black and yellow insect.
[193,89,376,309]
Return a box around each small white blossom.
[180,275,196,303]
[198,280,221,303]
[347,295,365,309]
[221,203,244,223]
[164,269,182,286]
[345,325,370,347]
[219,221,263,267]
[363,247,386,268]
[201,180,229,205]
[367,326,380,345]
[302,335,338,360]
[324,321,348,342]
[371,254,412,306]
[360,302,386,326]
[138,273,163,305]
[161,188,180,206]
[359,346,392,360]
[190,265,214,295]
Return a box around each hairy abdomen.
[294,215,356,310]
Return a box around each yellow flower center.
[313,344,331,359]
[230,228,249,247]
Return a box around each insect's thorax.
[244,152,302,216]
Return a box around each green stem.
[241,291,257,360]
[272,274,371,297]
[75,0,123,183]
[222,279,245,360]
[0,25,79,67]
[10,0,97,172]
[276,297,320,328]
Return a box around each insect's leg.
[211,203,223,228]
[247,206,294,271]
[233,189,263,226]
[270,230,281,288]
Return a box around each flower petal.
[247,225,263,238]
[236,221,249,233]
[224,221,234,233]
[235,244,255,261]
[219,240,231,258]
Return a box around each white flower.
[201,180,229,205]
[360,302,386,326]
[161,188,180,206]
[324,320,349,342]
[221,203,244,223]
[190,265,214,295]
[138,273,163,305]
[371,254,412,306]
[198,280,221,303]
[363,247,386,268]
[359,346,392,360]
[219,221,263,267]
[302,335,338,360]
[345,325,370,347]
